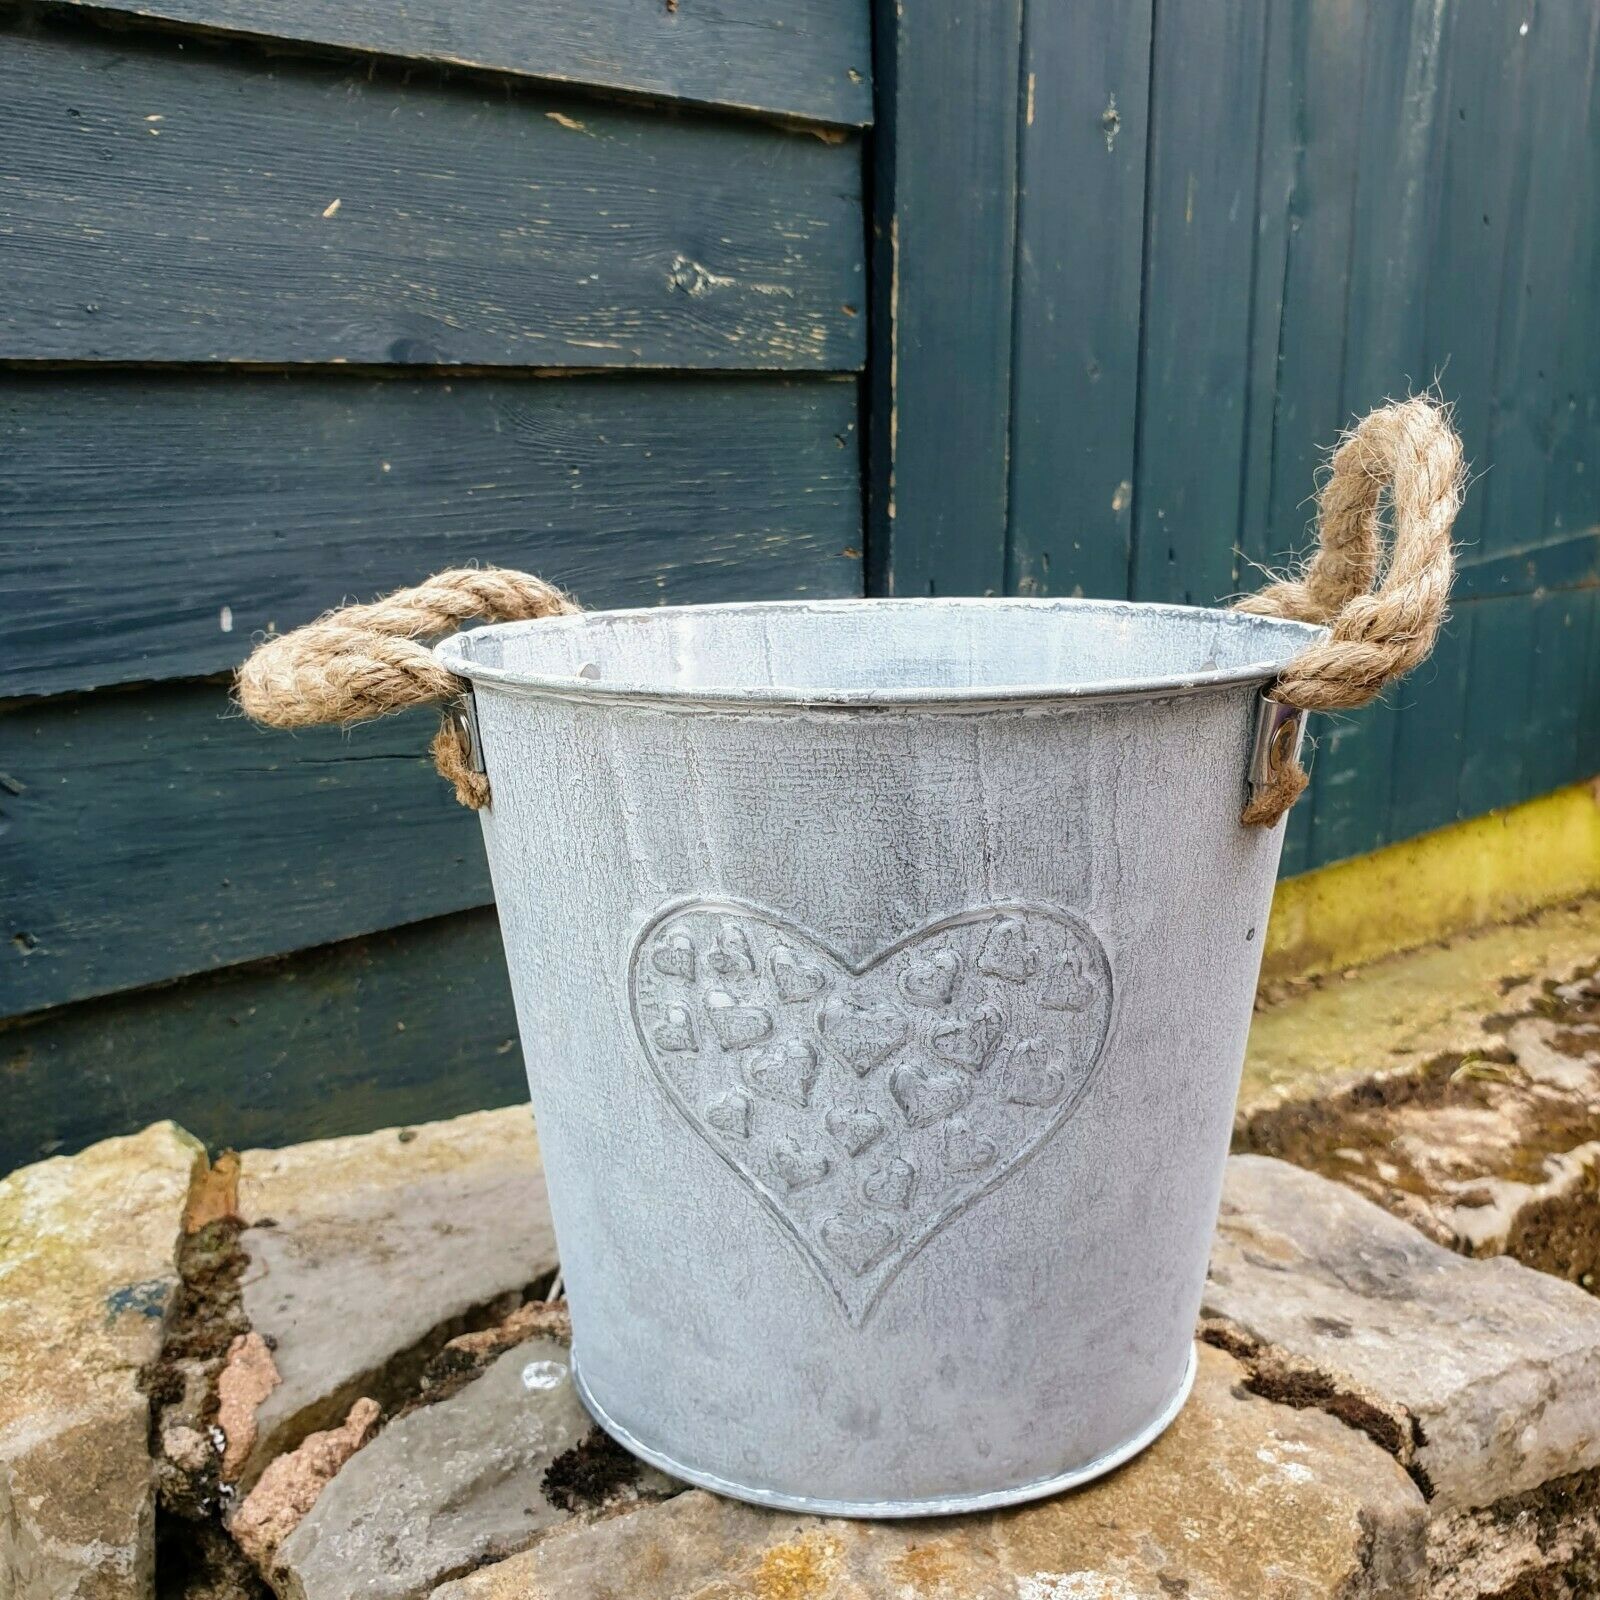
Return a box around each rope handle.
[236,568,577,807]
[1232,396,1464,826]
[235,400,1462,822]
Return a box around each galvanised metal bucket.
[435,597,1323,1516]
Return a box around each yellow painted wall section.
[1262,778,1600,983]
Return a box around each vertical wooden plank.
[1237,0,1296,578]
[869,0,1024,597]
[1387,607,1474,843]
[1237,1,1315,877]
[1129,0,1270,606]
[1005,0,1153,601]
[1260,0,1373,865]
[1540,11,1600,569]
[1257,0,1367,576]
[1456,597,1535,819]
[1523,590,1593,802]
[1470,7,1598,817]
[1381,3,1528,852]
[1306,0,1452,864]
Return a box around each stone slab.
[272,1336,665,1600]
[433,1344,1427,1600]
[1204,1154,1600,1511]
[0,1122,202,1599]
[1428,1463,1600,1600]
[232,1107,558,1483]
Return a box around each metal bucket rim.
[435,595,1326,711]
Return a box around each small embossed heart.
[631,900,1114,1325]
[651,1005,697,1054]
[770,945,828,1004]
[651,933,697,982]
[930,1004,1004,1070]
[705,1088,752,1138]
[1040,947,1096,1012]
[824,1107,885,1157]
[706,990,773,1051]
[942,1118,998,1172]
[898,948,960,1008]
[771,1139,830,1193]
[861,1156,915,1212]
[889,1061,972,1129]
[821,1213,901,1277]
[977,917,1038,983]
[708,924,756,977]
[999,1039,1067,1107]
[817,994,909,1077]
[747,1038,821,1109]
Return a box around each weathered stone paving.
[1204,1155,1600,1511]
[1241,952,1600,1295]
[0,1122,202,1600]
[230,1109,560,1487]
[433,1345,1428,1600]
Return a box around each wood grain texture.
[1,373,863,695]
[42,0,873,126]
[0,24,865,369]
[1274,0,1378,867]
[1296,0,1448,865]
[868,0,1023,598]
[3,459,863,1012]
[1129,0,1270,607]
[1005,0,1152,603]
[0,909,525,1172]
[3,688,490,1015]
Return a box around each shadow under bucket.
[435,597,1324,1515]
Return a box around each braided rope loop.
[1234,396,1465,826]
[236,568,578,807]
[237,405,1458,824]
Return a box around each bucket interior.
[439,597,1323,705]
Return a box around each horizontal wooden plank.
[0,24,865,368]
[0,909,526,1173]
[4,469,861,1013]
[3,690,489,1016]
[1454,526,1600,600]
[44,0,873,127]
[0,373,863,696]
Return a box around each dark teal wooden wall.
[871,0,1600,880]
[0,0,869,1167]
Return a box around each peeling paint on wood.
[0,24,866,369]
[41,0,874,126]
[0,375,863,696]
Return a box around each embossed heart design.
[630,900,1114,1325]
[817,995,908,1077]
[825,1107,886,1157]
[770,945,828,1004]
[888,1061,972,1129]
[930,1004,1004,1070]
[746,1038,821,1109]
[899,948,960,1008]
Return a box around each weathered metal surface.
[437,597,1317,1511]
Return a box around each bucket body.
[437,598,1320,1515]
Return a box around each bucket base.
[569,1342,1198,1520]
